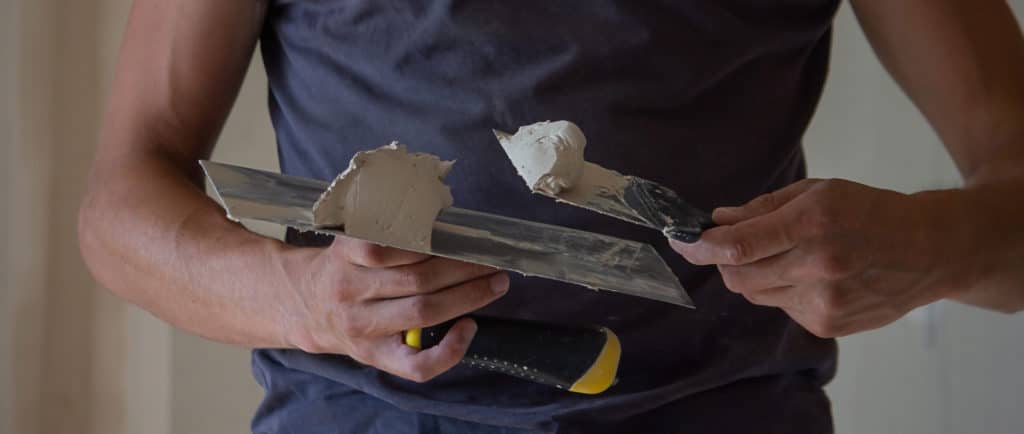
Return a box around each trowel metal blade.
[493,130,716,243]
[200,161,693,308]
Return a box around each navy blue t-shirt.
[253,1,840,433]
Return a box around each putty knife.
[494,130,716,243]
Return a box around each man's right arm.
[79,0,509,382]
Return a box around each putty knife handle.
[664,212,717,243]
[623,178,717,243]
[404,315,620,394]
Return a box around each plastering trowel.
[494,123,716,243]
[200,159,691,394]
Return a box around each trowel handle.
[403,315,620,394]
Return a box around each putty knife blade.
[493,130,715,243]
[200,161,693,308]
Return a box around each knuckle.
[802,186,846,234]
[350,242,389,267]
[332,287,351,303]
[723,240,750,265]
[804,205,838,238]
[332,277,359,302]
[405,296,434,325]
[326,239,350,261]
[400,268,433,292]
[752,191,778,212]
[338,315,367,338]
[807,316,841,338]
[814,286,845,316]
[813,248,852,279]
[470,276,498,298]
[817,178,849,196]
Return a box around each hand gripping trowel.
[200,144,692,394]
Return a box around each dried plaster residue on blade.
[312,142,454,251]
[495,120,588,195]
[497,120,629,201]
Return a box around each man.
[79,0,1024,433]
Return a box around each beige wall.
[4,0,174,433]
[2,0,263,431]
[6,0,60,432]
[1,1,18,432]
[2,1,1023,434]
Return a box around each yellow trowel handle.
[404,315,620,394]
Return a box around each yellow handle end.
[569,328,621,395]
[404,328,422,350]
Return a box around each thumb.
[713,179,821,225]
[375,317,477,383]
[333,236,431,268]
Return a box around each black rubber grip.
[622,177,717,243]
[419,316,614,391]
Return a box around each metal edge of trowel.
[200,160,694,308]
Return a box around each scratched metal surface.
[200,161,692,307]
[557,163,652,228]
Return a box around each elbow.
[77,184,123,298]
[77,186,105,282]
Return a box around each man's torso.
[253,1,839,432]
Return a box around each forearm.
[853,0,1024,177]
[79,153,310,348]
[851,0,1024,312]
[912,174,1024,313]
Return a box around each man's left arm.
[672,0,1024,337]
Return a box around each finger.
[359,272,509,334]
[713,179,821,225]
[784,304,883,338]
[719,256,790,294]
[361,256,503,299]
[737,285,797,309]
[333,236,431,268]
[670,210,798,266]
[779,281,885,338]
[366,317,477,382]
[716,242,851,294]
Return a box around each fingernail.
[489,273,509,294]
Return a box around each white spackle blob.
[497,120,587,195]
[311,142,454,251]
